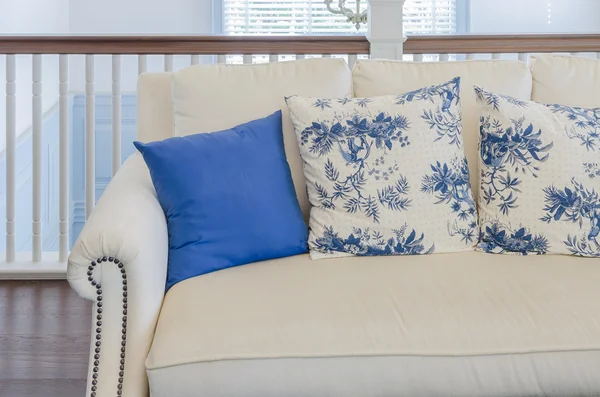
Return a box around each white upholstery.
[352,59,532,196]
[171,59,353,220]
[68,154,168,397]
[531,54,600,107]
[147,252,600,397]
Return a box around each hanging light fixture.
[324,0,368,31]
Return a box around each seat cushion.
[352,59,532,199]
[146,252,600,397]
[171,58,353,222]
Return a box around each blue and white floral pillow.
[286,78,477,259]
[475,86,600,257]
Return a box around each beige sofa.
[67,55,600,397]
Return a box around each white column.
[348,54,358,69]
[518,53,528,64]
[367,0,406,60]
[191,55,200,65]
[85,55,95,219]
[138,55,148,75]
[217,55,226,64]
[243,54,253,64]
[112,55,122,176]
[164,55,174,72]
[32,55,42,262]
[59,55,69,262]
[5,55,16,262]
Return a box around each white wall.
[69,0,212,34]
[0,0,70,33]
[470,0,600,33]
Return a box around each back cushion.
[137,72,175,143]
[172,58,352,221]
[352,59,532,199]
[531,54,600,107]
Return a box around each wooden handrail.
[404,34,600,54]
[0,35,370,55]
[2,34,599,56]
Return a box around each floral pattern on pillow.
[475,86,600,257]
[287,78,477,259]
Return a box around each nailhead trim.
[87,256,127,397]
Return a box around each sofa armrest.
[68,152,168,397]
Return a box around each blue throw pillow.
[135,111,308,291]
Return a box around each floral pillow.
[475,86,600,257]
[286,78,477,259]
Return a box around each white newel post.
[367,0,406,60]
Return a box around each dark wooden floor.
[0,281,91,397]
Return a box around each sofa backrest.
[137,57,537,213]
[137,72,175,143]
[352,59,533,200]
[137,58,353,222]
[531,54,600,108]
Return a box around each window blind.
[404,0,456,35]
[222,0,457,35]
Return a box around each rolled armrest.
[68,153,168,397]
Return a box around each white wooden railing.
[1,34,600,277]
[0,36,369,277]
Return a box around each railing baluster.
[439,54,449,62]
[348,54,357,69]
[492,53,501,60]
[296,54,305,60]
[217,55,226,64]
[85,55,95,219]
[243,55,253,64]
[112,55,121,176]
[138,54,147,74]
[518,53,528,63]
[191,55,200,65]
[32,55,42,262]
[59,55,69,262]
[5,55,16,262]
[164,55,174,72]
[413,54,423,62]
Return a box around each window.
[223,0,366,35]
[403,0,457,35]
[222,0,457,35]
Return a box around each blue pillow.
[134,111,308,291]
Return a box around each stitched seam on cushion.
[146,348,600,371]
